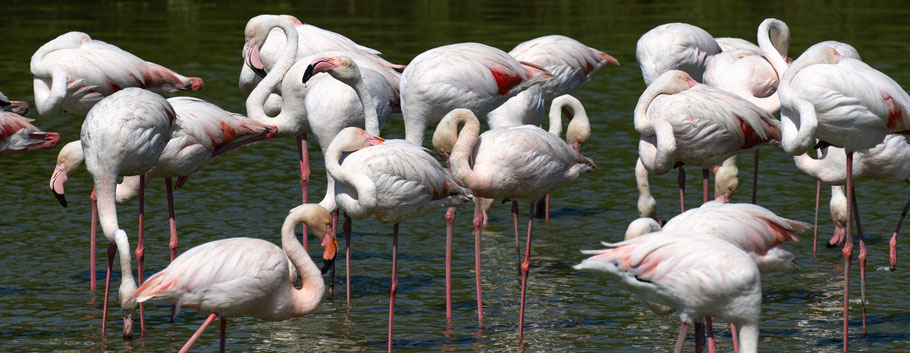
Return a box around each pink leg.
[752,148,759,204]
[512,200,521,277]
[695,322,705,353]
[473,200,485,328]
[842,151,854,353]
[135,175,146,335]
[101,243,115,338]
[674,323,690,353]
[328,211,338,295]
[166,178,178,262]
[344,214,352,305]
[731,323,739,353]
[220,317,226,353]
[678,166,686,212]
[813,180,821,257]
[545,194,550,222]
[850,186,867,333]
[298,135,310,250]
[705,316,716,353]
[445,207,456,326]
[889,179,910,271]
[518,202,534,340]
[387,224,399,353]
[90,190,98,291]
[178,312,218,353]
[702,169,709,204]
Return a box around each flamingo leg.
[545,194,550,222]
[850,185,867,334]
[842,150,854,353]
[90,189,98,291]
[702,169,709,204]
[813,180,821,257]
[101,243,115,338]
[166,178,178,262]
[705,316,716,353]
[135,174,146,335]
[731,323,739,353]
[387,223,399,353]
[445,207,456,326]
[344,214,352,305]
[889,178,910,271]
[695,322,705,353]
[512,200,521,278]
[473,199,485,328]
[752,148,759,204]
[330,210,338,294]
[178,312,218,353]
[219,317,226,353]
[678,166,686,212]
[674,323,690,353]
[298,134,310,250]
[518,201,534,340]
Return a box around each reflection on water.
[1,0,910,351]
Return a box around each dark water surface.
[2,0,910,351]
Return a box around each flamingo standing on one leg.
[130,204,336,353]
[80,87,174,338]
[778,43,910,352]
[575,231,763,353]
[432,108,594,339]
[30,31,203,117]
[324,127,472,352]
[0,91,30,115]
[0,112,60,158]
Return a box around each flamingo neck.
[736,321,760,353]
[640,121,678,174]
[280,209,325,316]
[557,95,591,150]
[34,66,69,117]
[634,82,685,135]
[348,75,381,135]
[324,143,378,219]
[635,158,657,219]
[447,111,483,190]
[92,169,121,241]
[116,176,142,204]
[757,19,790,81]
[246,16,304,135]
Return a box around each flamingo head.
[49,141,84,208]
[292,204,338,274]
[650,70,698,94]
[243,15,287,78]
[302,56,360,85]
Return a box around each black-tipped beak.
[814,140,832,150]
[53,190,67,208]
[320,257,335,274]
[302,59,330,84]
[245,56,267,78]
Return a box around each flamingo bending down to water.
[30,31,203,117]
[50,97,277,289]
[0,112,60,158]
[636,23,721,85]
[80,88,174,337]
[130,204,336,353]
[400,42,551,146]
[778,43,910,351]
[575,231,763,353]
[634,70,780,212]
[0,91,29,115]
[433,108,594,338]
[325,127,472,351]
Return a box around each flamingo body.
[636,23,721,85]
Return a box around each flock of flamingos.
[2,13,909,353]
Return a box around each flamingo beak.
[244,38,267,78]
[302,58,336,84]
[50,163,68,208]
[320,226,337,274]
[365,132,385,146]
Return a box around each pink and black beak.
[320,225,337,274]
[50,158,68,208]
[302,57,338,84]
[244,39,267,78]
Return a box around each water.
[2,0,910,351]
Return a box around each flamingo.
[778,43,910,352]
[324,127,472,351]
[432,108,595,338]
[636,22,721,85]
[50,97,278,290]
[0,91,29,115]
[244,15,397,217]
[575,231,763,353]
[80,87,174,338]
[130,204,336,353]
[399,42,551,146]
[30,31,203,117]
[0,112,60,158]
[634,70,780,212]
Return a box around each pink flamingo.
[636,22,721,85]
[80,88,174,338]
[50,97,278,291]
[400,42,551,146]
[30,31,203,117]
[0,112,60,158]
[0,91,30,115]
[325,127,472,351]
[778,43,910,352]
[575,231,763,353]
[432,108,595,338]
[634,70,780,212]
[130,204,336,353]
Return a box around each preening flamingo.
[80,88,174,337]
[30,31,203,117]
[634,70,780,212]
[50,97,277,290]
[400,42,551,145]
[778,43,910,351]
[0,112,60,158]
[636,22,721,85]
[575,232,763,353]
[130,204,336,353]
[0,91,30,115]
[432,108,594,338]
[324,127,472,351]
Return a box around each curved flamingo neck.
[635,158,657,219]
[324,140,378,219]
[280,208,325,315]
[634,82,689,136]
[555,95,590,151]
[640,121,678,174]
[34,66,69,117]
[778,47,838,155]
[246,16,304,135]
[757,19,790,80]
[447,111,484,189]
[342,71,381,135]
